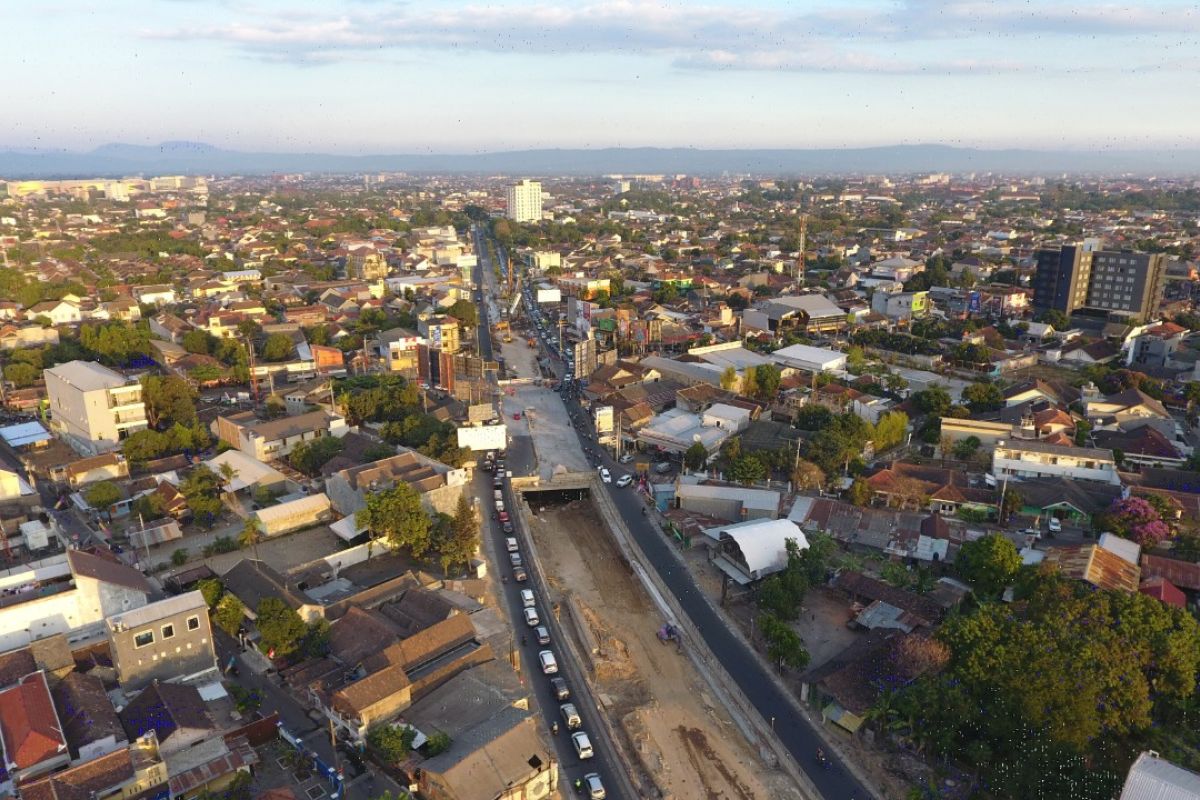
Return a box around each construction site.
[518,484,803,800]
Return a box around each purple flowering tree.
[1100,496,1172,547]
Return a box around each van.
[560,703,581,730]
[538,650,558,674]
[506,537,519,553]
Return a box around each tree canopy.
[358,483,432,557]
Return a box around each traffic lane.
[483,477,627,797]
[603,474,872,800]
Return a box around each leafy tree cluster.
[803,411,873,476]
[179,464,223,528]
[850,329,942,357]
[367,724,416,764]
[79,321,152,366]
[255,597,307,658]
[755,534,836,620]
[288,437,345,477]
[889,569,1200,799]
[142,374,199,427]
[961,381,1004,413]
[212,594,245,637]
[358,483,432,557]
[432,495,479,575]
[123,423,211,465]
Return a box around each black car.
[550,677,570,701]
[513,566,528,582]
[502,521,515,534]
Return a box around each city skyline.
[5,0,1200,154]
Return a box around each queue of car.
[492,453,607,799]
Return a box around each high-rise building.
[505,179,542,223]
[1032,242,1166,321]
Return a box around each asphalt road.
[507,264,873,799]
[475,224,627,798]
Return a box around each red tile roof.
[0,671,67,770]
[1139,576,1187,608]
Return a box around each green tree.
[424,731,452,756]
[719,366,738,391]
[791,458,825,491]
[367,724,415,764]
[847,478,873,507]
[301,619,332,658]
[263,394,287,419]
[142,374,198,427]
[239,516,264,562]
[84,481,122,520]
[217,461,238,493]
[197,578,224,607]
[171,548,189,566]
[1036,309,1070,329]
[288,436,344,476]
[260,333,294,362]
[446,299,478,328]
[956,533,1021,598]
[180,465,222,528]
[1000,487,1023,523]
[255,597,307,657]
[3,362,38,388]
[182,329,217,355]
[846,345,867,374]
[794,404,834,431]
[871,411,909,452]
[759,613,811,672]
[729,454,766,485]
[358,482,433,557]
[437,495,478,575]
[212,594,245,636]
[963,381,1004,413]
[753,364,782,402]
[684,442,708,471]
[912,385,952,417]
[953,436,982,461]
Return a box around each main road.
[473,224,633,799]
[500,235,873,800]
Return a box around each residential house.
[66,452,130,489]
[26,300,81,326]
[675,482,781,522]
[45,361,148,455]
[0,550,153,652]
[992,439,1121,484]
[17,734,167,800]
[118,682,214,755]
[1044,543,1140,593]
[703,518,805,584]
[0,671,70,790]
[52,670,127,762]
[106,591,218,691]
[213,409,348,462]
[0,324,59,351]
[1118,751,1200,800]
[325,449,469,518]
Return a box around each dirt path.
[528,500,801,800]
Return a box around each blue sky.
[5,0,1200,153]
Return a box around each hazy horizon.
[5,0,1200,154]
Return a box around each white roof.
[254,492,331,526]
[45,360,132,392]
[692,346,772,371]
[709,518,806,577]
[769,294,844,318]
[107,590,206,631]
[0,421,51,448]
[330,515,367,542]
[205,449,288,492]
[1120,752,1200,800]
[1099,532,1141,566]
[676,482,780,512]
[771,343,847,369]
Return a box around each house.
[118,682,214,755]
[864,462,993,514]
[1127,322,1187,369]
[66,452,130,488]
[1140,554,1200,592]
[703,518,805,584]
[1119,751,1200,799]
[992,439,1121,484]
[133,285,176,306]
[0,324,59,351]
[203,450,290,496]
[742,294,846,335]
[26,299,81,326]
[1139,576,1188,608]
[252,493,332,537]
[871,288,930,321]
[17,735,167,800]
[45,361,148,455]
[0,549,153,652]
[219,558,324,624]
[1083,385,1172,425]
[770,343,848,373]
[1011,478,1122,527]
[149,313,193,343]
[214,409,348,462]
[52,671,127,762]
[1093,426,1187,468]
[0,670,70,788]
[676,482,781,522]
[402,661,556,800]
[106,591,218,691]
[325,449,468,518]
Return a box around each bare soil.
[529,500,801,800]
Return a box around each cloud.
[143,0,1200,72]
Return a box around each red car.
[513,412,522,420]
[498,511,510,523]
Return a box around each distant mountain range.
[3,141,1200,178]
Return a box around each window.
[162,624,175,639]
[187,616,200,631]
[134,631,154,648]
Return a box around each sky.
[5,0,1200,153]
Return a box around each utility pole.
[794,213,809,287]
[243,335,260,406]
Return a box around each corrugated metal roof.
[1120,752,1200,800]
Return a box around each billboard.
[536,287,561,304]
[468,403,496,424]
[594,405,614,434]
[457,423,508,452]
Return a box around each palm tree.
[217,462,238,494]
[239,516,264,563]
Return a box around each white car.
[520,589,535,607]
[618,453,634,463]
[599,468,612,484]
[538,649,558,674]
[583,773,606,799]
[1048,517,1062,533]
[572,731,594,759]
[615,474,633,488]
[524,607,540,627]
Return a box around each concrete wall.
[110,607,218,691]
